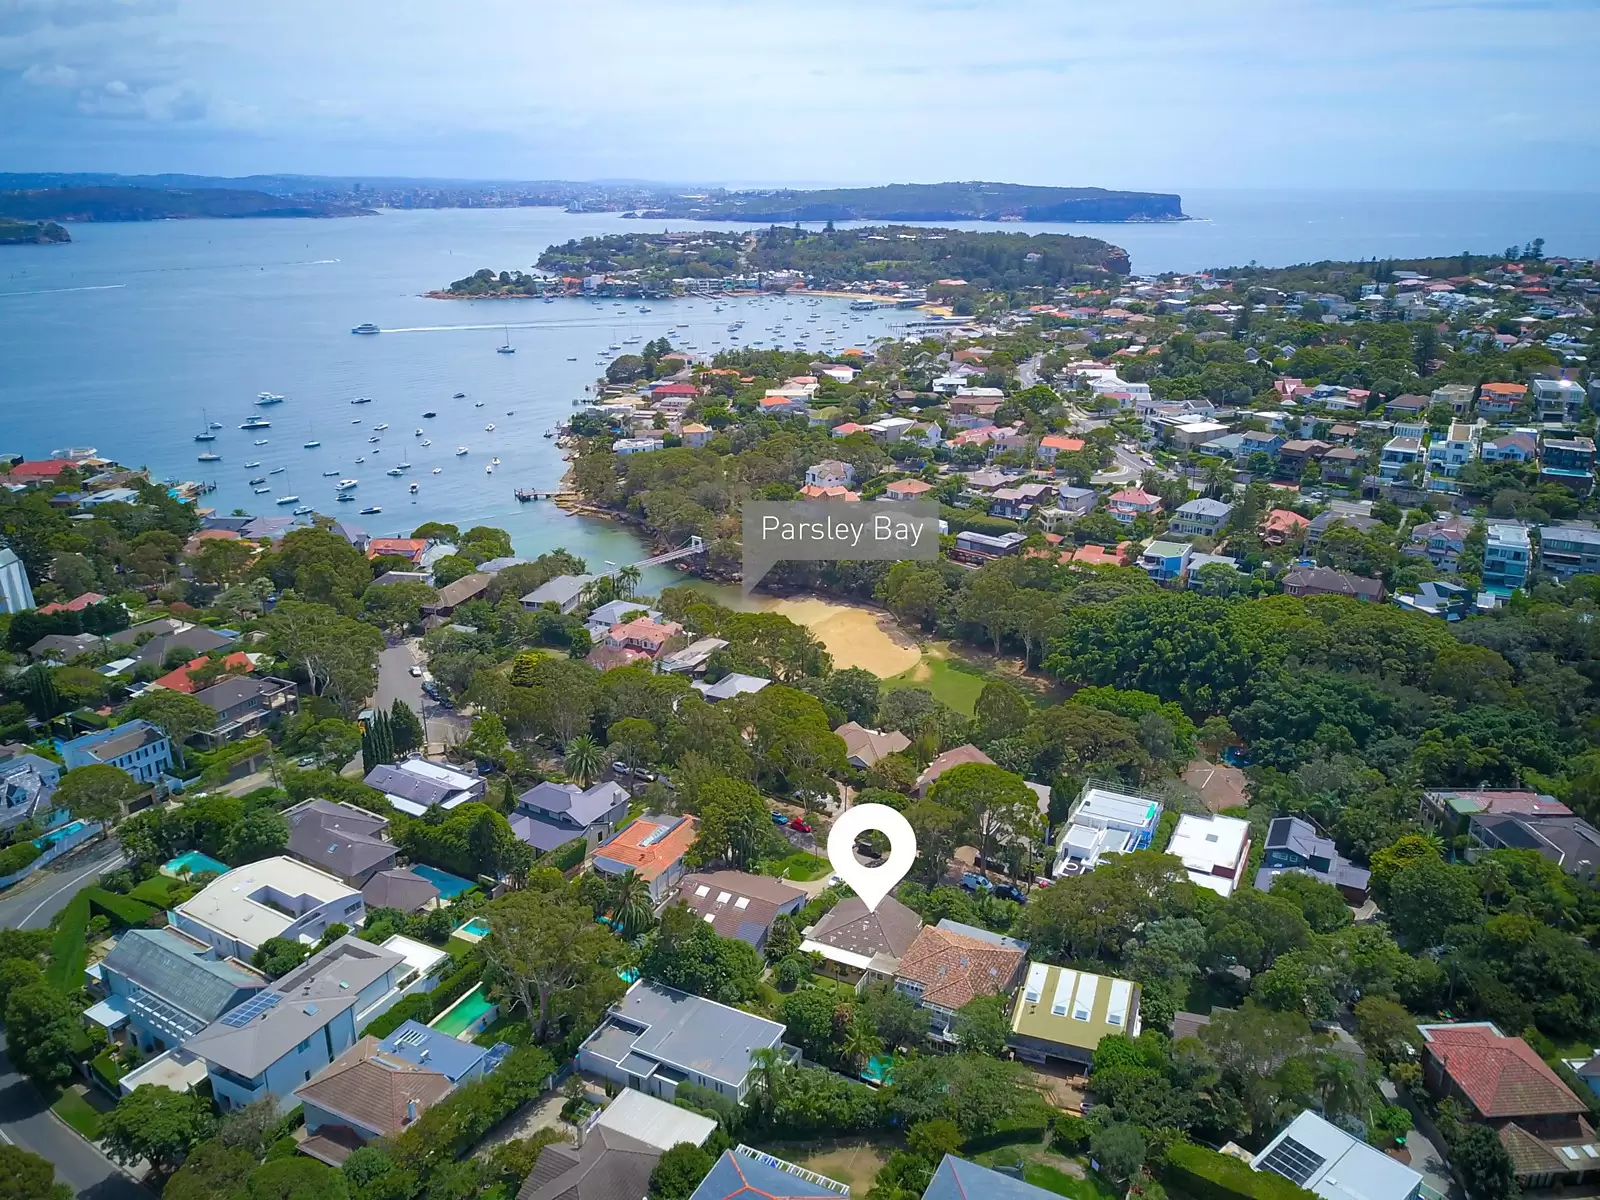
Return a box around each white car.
[409,666,423,678]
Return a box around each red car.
[790,819,813,834]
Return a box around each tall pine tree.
[389,699,423,756]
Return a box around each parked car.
[960,871,993,892]
[408,665,423,677]
[993,883,1026,903]
[632,768,657,782]
[611,761,629,775]
[790,819,812,834]
[771,812,790,826]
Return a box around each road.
[374,639,466,753]
[1018,353,1044,389]
[0,844,149,1200]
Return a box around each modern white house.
[1052,786,1162,877]
[1165,813,1252,897]
[1252,1110,1423,1200]
[171,856,365,960]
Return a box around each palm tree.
[839,1016,882,1076]
[1315,1054,1367,1123]
[749,1047,790,1120]
[609,869,653,938]
[564,735,605,787]
[614,564,642,598]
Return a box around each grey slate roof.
[1175,497,1233,518]
[586,980,783,1089]
[363,763,458,808]
[102,927,267,1028]
[193,675,276,714]
[923,1154,1061,1199]
[286,799,396,880]
[185,935,403,1078]
[361,868,440,913]
[516,1127,661,1200]
[689,1149,842,1198]
[521,574,596,607]
[805,895,923,961]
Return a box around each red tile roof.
[151,652,254,694]
[36,592,107,615]
[598,815,698,882]
[1424,1024,1586,1119]
[9,460,73,479]
[896,924,1025,1010]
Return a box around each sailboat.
[303,422,321,449]
[497,327,515,354]
[194,408,216,442]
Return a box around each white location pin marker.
[827,803,916,913]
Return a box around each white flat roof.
[1167,813,1250,874]
[592,1087,717,1152]
[1074,787,1159,827]
[798,939,876,971]
[398,759,477,790]
[380,933,448,982]
[175,856,359,943]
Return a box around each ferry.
[351,396,372,405]
[351,323,380,335]
[256,392,285,405]
[198,451,221,462]
[359,506,382,515]
[275,494,299,505]
[241,416,271,429]
[849,299,877,311]
[248,475,267,485]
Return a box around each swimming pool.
[454,916,491,942]
[33,820,87,849]
[618,967,639,984]
[430,984,497,1038]
[412,864,477,899]
[162,850,230,878]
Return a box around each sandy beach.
[746,595,923,677]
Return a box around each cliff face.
[0,219,70,245]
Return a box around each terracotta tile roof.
[886,478,935,497]
[150,652,254,694]
[915,744,994,793]
[799,484,860,501]
[1071,543,1129,566]
[1262,508,1310,535]
[36,592,107,615]
[1425,1024,1586,1119]
[597,815,698,882]
[293,1037,452,1140]
[9,460,73,478]
[896,924,1026,1010]
[1498,1122,1572,1177]
[1040,435,1086,452]
[1481,382,1528,396]
[367,538,428,562]
[1109,488,1159,506]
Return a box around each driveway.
[0,845,150,1200]
[1380,1079,1459,1200]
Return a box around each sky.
[3,0,1599,190]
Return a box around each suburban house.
[150,652,256,694]
[511,779,632,853]
[691,672,772,702]
[516,1128,663,1200]
[1419,789,1572,844]
[186,935,429,1111]
[1239,430,1285,460]
[1419,1022,1598,1189]
[680,422,713,448]
[602,616,685,659]
[834,722,911,769]
[952,530,1027,561]
[1006,963,1141,1067]
[1282,566,1384,603]
[1540,437,1596,491]
[676,870,806,950]
[109,618,235,668]
[86,926,269,1057]
[192,676,300,748]
[1394,580,1473,620]
[1466,810,1600,879]
[576,978,790,1102]
[592,813,698,902]
[1252,1111,1423,1200]
[363,759,485,816]
[285,799,398,886]
[1168,498,1233,538]
[1432,383,1476,416]
[0,547,36,614]
[1254,816,1370,903]
[895,920,1029,1043]
[1106,487,1162,524]
[1053,785,1162,877]
[29,632,103,662]
[584,599,664,638]
[1319,446,1368,482]
[295,1019,497,1165]
[172,856,365,959]
[590,1088,717,1154]
[1483,523,1531,594]
[1406,516,1473,570]
[883,478,936,502]
[799,894,924,989]
[914,744,995,796]
[1276,439,1332,479]
[421,573,491,620]
[1426,423,1482,478]
[1165,813,1252,897]
[1260,508,1310,545]
[360,868,440,914]
[1056,484,1098,516]
[1478,382,1528,416]
[1379,436,1423,479]
[1036,434,1086,462]
[1541,525,1600,579]
[923,1155,1064,1200]
[805,460,856,489]
[520,574,598,615]
[0,750,61,834]
[1533,377,1586,423]
[1138,540,1193,585]
[1305,512,1384,546]
[688,1147,847,1199]
[1385,393,1429,418]
[60,720,173,786]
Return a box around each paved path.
[0,845,150,1199]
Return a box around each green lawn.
[761,850,831,882]
[882,646,990,715]
[46,889,92,992]
[49,1085,110,1140]
[973,1148,1122,1200]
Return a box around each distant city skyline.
[3,0,1598,190]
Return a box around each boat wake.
[0,283,128,298]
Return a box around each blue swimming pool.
[412,864,477,898]
[33,820,86,849]
[457,917,491,938]
[163,850,230,877]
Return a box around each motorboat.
[245,462,262,469]
[336,479,358,490]
[373,423,389,431]
[387,467,404,477]
[254,486,270,494]
[409,483,419,494]
[420,439,432,447]
[484,463,494,474]
[455,446,469,455]
[490,456,501,466]
[292,505,313,516]
[248,475,267,485]
[474,401,485,408]
[194,429,216,442]
[432,467,442,474]
[359,505,382,515]
[254,438,269,445]
[269,467,286,475]
[351,323,380,335]
[350,396,372,404]
[303,440,321,448]
[256,392,285,405]
[506,410,515,415]
[422,411,437,418]
[336,493,355,502]
[414,428,424,436]
[484,423,496,432]
[275,494,299,505]
[322,470,340,477]
[452,392,465,399]
[355,456,365,464]
[350,418,362,424]
[241,416,270,429]
[368,436,381,443]
[396,462,411,470]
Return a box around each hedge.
[361,992,434,1040]
[1163,1142,1320,1200]
[0,840,42,876]
[85,887,160,929]
[538,838,587,873]
[962,1099,1054,1154]
[939,503,1022,536]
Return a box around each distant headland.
[0,218,70,245]
[0,186,374,224]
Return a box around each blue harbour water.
[2,191,1596,579]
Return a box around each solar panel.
[221,991,282,1027]
[1260,1137,1326,1186]
[396,1027,427,1047]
